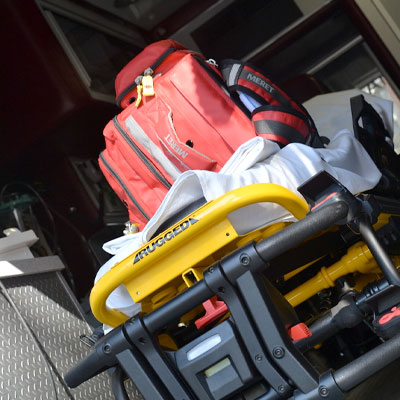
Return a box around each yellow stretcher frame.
[90,184,309,327]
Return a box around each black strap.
[221,59,323,148]
[253,105,313,147]
[221,59,294,109]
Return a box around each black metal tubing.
[357,215,400,287]
[296,296,364,353]
[111,367,130,400]
[144,279,213,333]
[334,332,400,392]
[293,371,344,400]
[123,316,194,399]
[116,349,169,400]
[255,202,349,264]
[64,324,131,388]
[236,270,319,394]
[203,264,291,397]
[140,203,349,338]
[255,387,283,399]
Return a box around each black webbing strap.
[252,105,313,147]
[221,59,323,148]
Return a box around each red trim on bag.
[243,66,288,100]
[253,110,309,138]
[237,78,279,106]
[242,65,305,114]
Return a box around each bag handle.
[221,59,323,148]
[252,105,314,147]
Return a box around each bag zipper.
[116,47,177,107]
[113,116,172,189]
[193,56,252,119]
[99,152,150,220]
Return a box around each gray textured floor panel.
[0,271,142,400]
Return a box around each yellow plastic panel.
[125,218,235,301]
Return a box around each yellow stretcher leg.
[285,242,399,307]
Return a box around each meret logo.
[164,134,188,159]
[246,72,274,94]
[133,217,199,264]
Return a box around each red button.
[379,306,400,325]
[195,296,228,330]
[288,323,312,341]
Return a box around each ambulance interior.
[2,0,400,399]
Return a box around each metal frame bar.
[66,194,400,399]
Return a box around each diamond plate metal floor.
[0,271,142,400]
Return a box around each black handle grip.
[64,325,129,388]
[357,215,400,286]
[64,344,111,388]
[334,332,400,392]
[256,201,349,262]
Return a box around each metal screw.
[103,344,111,354]
[255,354,263,362]
[272,346,285,359]
[209,266,214,273]
[319,386,329,397]
[240,253,251,266]
[278,385,285,393]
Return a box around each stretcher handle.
[290,333,400,398]
[64,324,129,389]
[64,345,109,388]
[334,332,400,392]
[255,200,349,263]
[91,183,309,327]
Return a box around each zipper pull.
[142,67,155,97]
[135,75,143,107]
[206,59,218,67]
[123,221,139,235]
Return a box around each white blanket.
[95,128,382,321]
